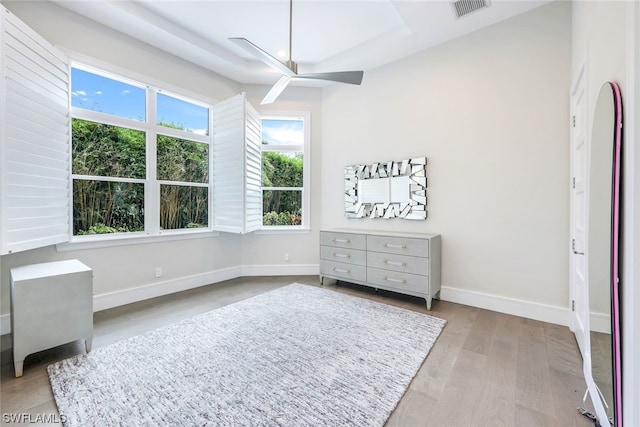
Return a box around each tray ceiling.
[52,0,555,86]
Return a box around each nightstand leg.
[85,338,93,353]
[14,359,24,378]
[426,297,432,311]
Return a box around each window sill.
[56,229,220,252]
[253,227,311,236]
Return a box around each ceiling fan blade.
[261,75,292,105]
[295,71,364,85]
[228,37,296,77]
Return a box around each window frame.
[258,111,311,232]
[67,59,216,244]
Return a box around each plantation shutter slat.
[212,94,245,233]
[0,8,70,254]
[212,93,262,234]
[244,101,262,233]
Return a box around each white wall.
[0,1,323,328]
[0,1,237,322]
[626,4,640,425]
[240,84,323,272]
[627,6,640,427]
[321,1,571,321]
[3,1,239,100]
[0,1,573,326]
[571,1,639,425]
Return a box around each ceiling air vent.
[451,0,490,19]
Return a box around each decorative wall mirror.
[584,81,622,427]
[344,157,427,220]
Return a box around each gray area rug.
[48,283,446,427]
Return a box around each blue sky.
[71,68,146,121]
[262,119,304,145]
[71,68,209,134]
[71,68,302,142]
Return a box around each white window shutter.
[244,100,262,233]
[0,8,70,255]
[212,93,262,234]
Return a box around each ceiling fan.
[229,0,364,105]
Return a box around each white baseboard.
[241,264,319,276]
[0,264,321,335]
[92,266,242,312]
[590,311,611,334]
[440,286,571,327]
[2,269,571,335]
[1,266,240,335]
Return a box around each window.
[260,113,310,229]
[70,65,212,237]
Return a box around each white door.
[569,62,588,356]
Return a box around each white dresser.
[320,229,441,309]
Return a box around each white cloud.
[95,91,103,95]
[192,129,208,136]
[122,89,131,95]
[73,90,87,96]
[263,128,303,145]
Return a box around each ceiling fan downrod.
[285,0,297,73]
[227,0,363,104]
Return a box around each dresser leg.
[14,359,24,378]
[85,338,93,353]
[426,298,432,311]
[320,275,324,286]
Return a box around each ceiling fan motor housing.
[284,60,298,74]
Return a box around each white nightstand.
[10,259,93,377]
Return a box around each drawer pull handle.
[333,253,351,259]
[384,243,407,249]
[384,277,407,284]
[384,260,407,267]
[333,267,351,274]
[333,238,350,243]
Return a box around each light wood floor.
[1,276,593,426]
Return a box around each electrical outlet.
[284,253,290,262]
[155,267,162,278]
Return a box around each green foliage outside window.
[73,181,144,235]
[262,151,303,226]
[72,119,209,235]
[72,118,145,178]
[157,133,209,230]
[156,133,208,183]
[160,185,208,230]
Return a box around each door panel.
[570,63,588,357]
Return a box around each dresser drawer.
[367,267,428,295]
[367,252,429,276]
[367,235,429,257]
[320,231,366,250]
[320,260,366,282]
[320,246,366,266]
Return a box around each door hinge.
[572,239,584,255]
[572,177,576,189]
[572,115,576,128]
[572,300,575,312]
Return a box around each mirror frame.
[344,157,427,220]
[610,81,622,427]
[585,81,623,427]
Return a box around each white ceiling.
[53,0,554,86]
